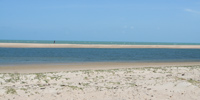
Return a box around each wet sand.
[0,43,200,48]
[1,61,200,73]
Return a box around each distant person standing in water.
[54,40,55,44]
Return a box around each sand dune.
[0,43,200,48]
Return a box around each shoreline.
[1,61,200,73]
[1,43,200,48]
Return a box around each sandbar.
[0,43,200,48]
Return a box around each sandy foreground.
[0,62,200,100]
[0,43,200,48]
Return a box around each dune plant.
[5,87,17,94]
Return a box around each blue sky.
[0,0,200,43]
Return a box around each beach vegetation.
[50,75,62,81]
[65,78,70,80]
[67,85,82,90]
[92,78,98,82]
[34,73,47,80]
[116,82,120,85]
[99,76,104,79]
[129,83,137,87]
[95,70,105,72]
[109,81,120,85]
[187,78,200,87]
[20,88,28,92]
[82,70,92,74]
[82,83,90,87]
[37,84,43,87]
[153,70,157,73]
[5,79,12,83]
[44,79,49,83]
[125,77,132,80]
[105,87,112,90]
[5,87,17,94]
[5,73,21,83]
[21,81,26,84]
[177,77,185,81]
[125,70,133,73]
[84,77,88,80]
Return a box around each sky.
[0,0,200,43]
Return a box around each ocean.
[1,40,200,45]
[0,48,200,65]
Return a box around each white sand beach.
[0,62,200,100]
[0,43,200,48]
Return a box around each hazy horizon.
[1,39,200,44]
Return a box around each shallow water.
[0,48,200,65]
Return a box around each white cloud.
[185,9,200,14]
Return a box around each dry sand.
[0,43,200,48]
[0,62,200,100]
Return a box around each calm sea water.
[0,48,200,65]
[1,40,200,45]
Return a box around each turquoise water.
[0,40,200,45]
